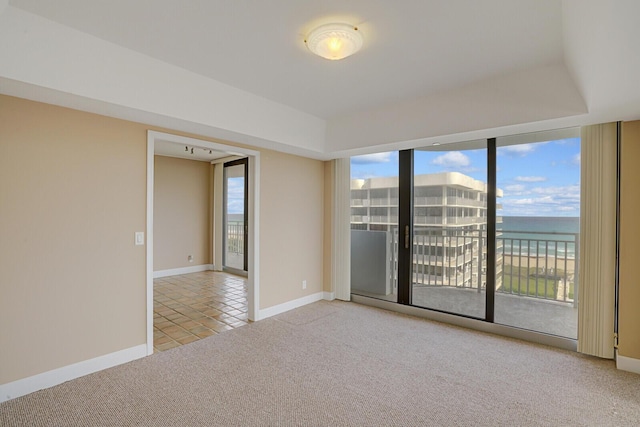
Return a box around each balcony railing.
[371,197,398,206]
[226,222,244,255]
[498,231,579,304]
[414,216,485,225]
[381,227,579,304]
[369,215,399,223]
[412,196,487,207]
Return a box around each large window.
[495,136,580,338]
[350,152,399,302]
[350,129,580,339]
[411,141,488,318]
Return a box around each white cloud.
[531,185,580,200]
[227,199,244,214]
[506,195,559,206]
[501,183,580,216]
[503,144,535,154]
[351,152,392,164]
[432,151,470,168]
[572,153,581,166]
[554,138,580,146]
[515,176,547,183]
[226,178,245,214]
[505,184,526,192]
[500,142,548,157]
[510,198,535,205]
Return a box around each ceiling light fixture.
[305,23,363,60]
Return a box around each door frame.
[146,130,260,355]
[222,157,249,274]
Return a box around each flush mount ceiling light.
[305,23,363,60]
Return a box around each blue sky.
[351,138,581,217]
[226,177,245,214]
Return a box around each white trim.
[146,134,155,356]
[153,264,214,279]
[247,155,260,321]
[616,352,640,375]
[146,130,261,354]
[257,292,325,321]
[213,164,224,271]
[0,344,147,403]
[323,291,336,301]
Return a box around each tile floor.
[153,271,248,352]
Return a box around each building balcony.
[414,216,486,225]
[351,228,579,339]
[413,196,487,207]
[369,215,399,223]
[370,197,398,206]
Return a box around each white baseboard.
[323,291,335,301]
[0,344,147,403]
[257,291,326,320]
[616,353,640,375]
[153,264,214,278]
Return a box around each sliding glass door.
[350,152,399,302]
[223,158,248,273]
[410,141,488,318]
[351,129,580,339]
[494,136,580,338]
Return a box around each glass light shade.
[305,23,363,60]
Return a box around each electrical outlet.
[302,280,307,290]
[188,255,193,263]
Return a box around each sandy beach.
[501,254,576,273]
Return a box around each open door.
[223,158,248,274]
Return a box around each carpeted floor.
[1,300,639,426]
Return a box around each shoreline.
[501,254,576,272]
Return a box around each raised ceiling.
[2,1,640,158]
[8,0,564,119]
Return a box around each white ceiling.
[8,0,563,119]
[2,0,640,158]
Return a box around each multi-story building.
[351,172,503,295]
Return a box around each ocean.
[499,216,580,258]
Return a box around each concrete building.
[351,172,503,293]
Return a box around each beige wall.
[154,156,212,271]
[0,94,327,385]
[259,150,325,308]
[0,96,147,384]
[619,120,640,360]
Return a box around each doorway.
[146,130,260,355]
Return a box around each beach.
[501,254,576,273]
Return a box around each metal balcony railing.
[497,231,579,304]
[414,216,484,225]
[381,227,580,304]
[413,196,487,207]
[226,222,244,255]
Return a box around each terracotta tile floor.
[153,271,248,352]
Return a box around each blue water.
[499,216,579,258]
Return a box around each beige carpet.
[1,301,639,426]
